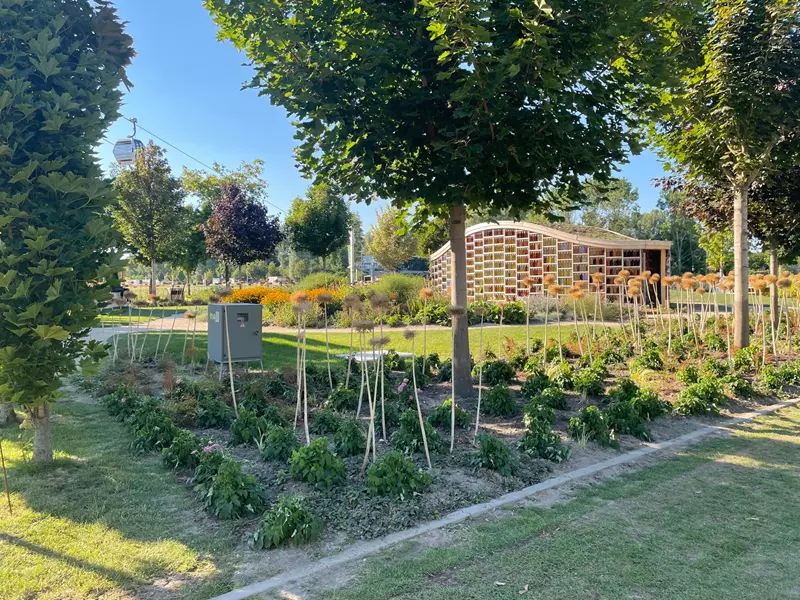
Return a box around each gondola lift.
[112,118,144,166]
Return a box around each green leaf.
[9,161,38,184]
[0,270,17,288]
[427,22,446,40]
[33,325,70,341]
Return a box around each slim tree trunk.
[29,404,52,463]
[224,263,231,291]
[150,257,157,297]
[733,183,750,349]
[449,204,472,394]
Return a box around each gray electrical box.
[207,303,263,364]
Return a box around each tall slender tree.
[285,184,350,271]
[206,0,681,391]
[113,142,186,296]
[0,0,133,461]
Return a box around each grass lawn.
[0,397,240,600]
[96,306,196,326]
[123,323,598,371]
[312,406,800,600]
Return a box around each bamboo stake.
[223,305,239,418]
[0,439,11,515]
[407,332,431,469]
[474,309,486,441]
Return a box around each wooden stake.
[0,438,11,515]
[223,305,239,418]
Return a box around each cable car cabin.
[112,137,144,166]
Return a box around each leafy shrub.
[129,404,178,453]
[567,406,618,448]
[471,434,514,476]
[366,451,431,498]
[630,390,671,420]
[391,409,441,454]
[520,369,551,399]
[326,385,359,412]
[778,361,800,385]
[101,387,146,421]
[733,346,760,371]
[294,272,346,291]
[478,359,516,385]
[197,458,265,519]
[630,348,663,372]
[531,386,568,410]
[196,393,234,429]
[438,359,452,382]
[385,313,404,328]
[574,368,605,397]
[677,365,700,385]
[191,448,225,488]
[724,374,754,398]
[162,429,204,469]
[758,364,784,390]
[607,378,639,404]
[517,425,571,463]
[587,358,610,379]
[310,408,343,434]
[604,400,651,441]
[701,358,729,379]
[546,360,574,390]
[253,495,322,549]
[482,385,517,417]
[428,398,471,428]
[258,426,300,462]
[384,350,406,371]
[371,273,426,307]
[334,419,367,457]
[230,408,282,446]
[289,437,345,489]
[674,379,726,415]
[242,373,293,408]
[522,401,556,429]
[704,331,727,352]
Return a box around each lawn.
[96,306,196,326]
[313,406,800,600]
[0,397,240,600]
[121,323,600,371]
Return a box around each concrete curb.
[210,397,800,600]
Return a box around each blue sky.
[99,0,669,228]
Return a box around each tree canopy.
[285,184,350,270]
[202,184,284,274]
[0,0,134,461]
[182,159,268,210]
[113,141,187,295]
[366,207,418,271]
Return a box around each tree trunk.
[322,255,327,272]
[224,263,231,290]
[769,236,779,331]
[29,404,53,463]
[0,404,18,427]
[449,204,473,395]
[150,257,157,297]
[732,183,750,349]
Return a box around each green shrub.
[478,360,516,386]
[607,378,639,404]
[704,331,727,352]
[567,406,618,448]
[384,350,407,371]
[197,458,265,519]
[520,369,551,399]
[241,374,293,412]
[630,348,664,372]
[546,360,574,390]
[574,368,605,397]
[428,398,471,428]
[604,400,651,441]
[438,359,453,382]
[129,404,178,453]
[733,346,760,371]
[196,393,234,429]
[326,385,358,412]
[778,361,800,385]
[391,409,442,454]
[758,364,784,390]
[482,385,517,417]
[258,426,300,462]
[471,434,514,476]
[517,425,571,463]
[677,365,700,385]
[366,451,431,498]
[162,429,204,470]
[101,387,146,421]
[253,495,322,549]
[630,390,671,420]
[674,379,726,415]
[294,272,346,290]
[522,401,556,429]
[701,358,729,379]
[289,437,345,489]
[334,419,367,457]
[724,374,754,398]
[310,408,343,434]
[371,273,426,308]
[230,408,282,446]
[532,386,568,410]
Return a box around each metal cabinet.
[207,303,263,365]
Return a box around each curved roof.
[430,220,671,261]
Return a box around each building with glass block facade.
[429,221,672,302]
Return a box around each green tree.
[578,178,642,235]
[182,159,268,210]
[366,207,417,272]
[171,205,209,293]
[699,230,733,274]
[207,0,679,389]
[285,184,350,271]
[0,1,133,460]
[651,0,800,348]
[113,142,186,296]
[657,192,706,274]
[415,215,450,256]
